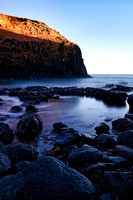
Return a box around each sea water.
[0,74,132,152]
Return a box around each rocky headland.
[0,14,89,79]
[0,85,133,199]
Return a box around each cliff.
[0,14,89,79]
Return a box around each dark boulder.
[15,161,30,172]
[55,131,80,147]
[114,145,133,160]
[97,134,117,148]
[111,85,132,92]
[36,92,49,102]
[102,155,129,167]
[117,130,133,148]
[112,118,133,132]
[103,91,127,106]
[81,132,98,145]
[10,105,22,113]
[8,88,22,96]
[1,142,37,163]
[95,123,110,135]
[0,156,96,200]
[125,113,133,120]
[18,91,40,104]
[102,171,133,199]
[0,114,10,121]
[53,122,68,134]
[25,104,38,113]
[17,111,43,140]
[99,193,118,200]
[79,162,116,176]
[0,122,14,144]
[127,94,133,113]
[68,145,103,167]
[0,153,11,177]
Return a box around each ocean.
[0,74,132,153]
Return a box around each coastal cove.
[0,74,133,153]
[0,75,133,199]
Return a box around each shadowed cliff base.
[0,14,90,79]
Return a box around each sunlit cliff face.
[0,14,88,78]
[0,14,71,46]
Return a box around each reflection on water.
[0,95,129,153]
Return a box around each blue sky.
[0,0,133,74]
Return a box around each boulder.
[114,145,133,160]
[10,105,22,113]
[112,118,133,132]
[55,131,80,147]
[25,104,38,113]
[127,94,133,113]
[68,145,103,167]
[81,132,98,145]
[94,123,110,135]
[1,142,37,163]
[102,155,129,166]
[99,193,118,200]
[111,85,132,92]
[79,162,116,176]
[0,156,96,200]
[103,171,133,199]
[117,130,133,147]
[18,91,40,104]
[8,88,22,96]
[53,122,68,134]
[97,134,117,148]
[0,153,11,177]
[0,122,14,144]
[125,113,133,120]
[103,91,127,106]
[15,161,30,172]
[17,111,43,140]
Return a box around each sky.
[0,0,133,74]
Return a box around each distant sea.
[0,74,133,152]
[0,74,133,88]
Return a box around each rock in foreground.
[17,111,43,140]
[0,156,96,200]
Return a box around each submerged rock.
[0,122,14,144]
[53,122,68,134]
[25,104,38,113]
[10,105,22,113]
[0,156,96,200]
[17,111,43,140]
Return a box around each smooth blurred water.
[0,74,132,153]
[0,74,133,88]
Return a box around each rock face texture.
[0,14,89,79]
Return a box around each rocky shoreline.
[0,85,133,199]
